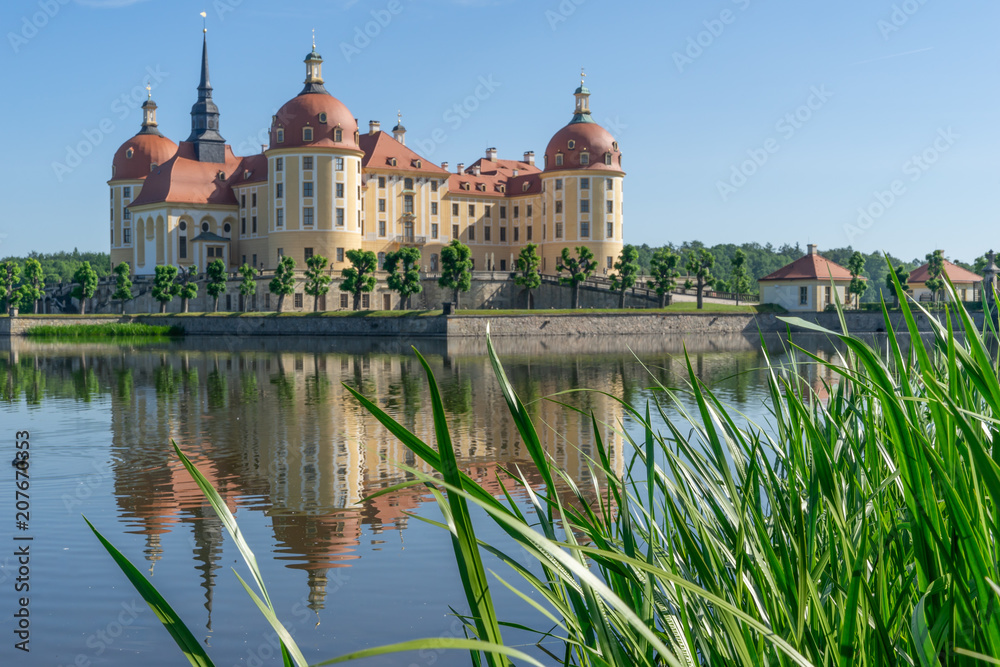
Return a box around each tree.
[513,243,541,309]
[847,251,868,309]
[885,264,908,309]
[112,262,133,314]
[646,247,680,308]
[684,249,715,310]
[556,246,597,309]
[20,258,44,314]
[610,244,640,308]
[438,240,472,308]
[205,259,228,312]
[269,256,297,312]
[384,247,422,310]
[71,261,99,315]
[924,249,946,302]
[152,265,179,313]
[0,261,20,312]
[340,249,377,311]
[303,254,332,312]
[730,249,753,305]
[178,265,199,313]
[238,263,259,312]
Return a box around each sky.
[0,0,997,264]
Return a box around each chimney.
[457,162,465,174]
[524,151,535,166]
[369,120,380,135]
[486,147,497,161]
[807,244,818,255]
[441,161,449,171]
[472,164,481,176]
[261,144,266,154]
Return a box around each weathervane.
[580,67,586,86]
[146,82,151,100]
[200,10,207,33]
[312,28,316,50]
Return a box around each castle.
[109,31,625,304]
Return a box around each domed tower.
[265,41,363,271]
[109,87,178,270]
[539,75,624,275]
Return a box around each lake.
[0,332,841,666]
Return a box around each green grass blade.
[311,637,547,666]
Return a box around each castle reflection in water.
[2,332,842,616]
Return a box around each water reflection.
[1,332,847,617]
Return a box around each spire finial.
[580,67,586,86]
[312,28,316,50]
[200,10,207,33]
[146,82,152,100]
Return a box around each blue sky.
[1,0,997,263]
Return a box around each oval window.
[319,112,327,123]
[125,147,134,159]
[179,221,187,231]
[202,222,209,232]
[224,223,231,233]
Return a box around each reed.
[26,322,182,337]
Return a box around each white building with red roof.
[758,245,861,312]
[907,258,981,302]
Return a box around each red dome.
[270,93,359,150]
[544,122,622,173]
[111,133,177,181]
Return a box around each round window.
[179,221,187,231]
[202,222,209,232]
[224,223,231,233]
[319,112,327,123]
[125,148,134,159]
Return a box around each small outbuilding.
[758,245,860,312]
[907,260,981,302]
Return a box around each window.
[334,128,342,142]
[123,208,131,221]
[825,286,832,305]
[431,223,438,239]
[613,141,619,151]
[555,222,563,239]
[179,221,187,231]
[580,152,589,165]
[527,205,533,217]
[605,153,613,166]
[123,228,131,244]
[513,227,519,242]
[202,222,210,232]
[303,207,314,226]
[555,179,563,190]
[404,195,414,214]
[375,198,384,213]
[276,129,284,143]
[374,219,385,237]
[580,199,590,213]
[252,192,257,207]
[452,224,459,239]
[379,176,386,188]
[123,186,131,198]
[253,253,257,267]
[340,293,349,308]
[252,216,257,234]
[567,140,576,150]
[275,158,283,172]
[526,226,533,241]
[303,156,313,170]
[581,178,589,190]
[242,255,246,265]
[431,181,438,192]
[362,293,370,309]
[241,194,246,208]
[179,237,187,259]
[606,178,613,191]
[555,153,564,166]
[241,217,247,234]
[302,127,313,141]
[499,227,506,242]
[800,286,809,306]
[500,206,506,219]
[304,247,314,261]
[276,183,283,199]
[607,201,614,214]
[468,225,475,241]
[468,204,475,216]
[278,248,284,258]
[581,221,590,237]
[276,208,284,227]
[431,202,438,215]
[500,259,506,271]
[294,293,303,308]
[606,222,614,238]
[607,256,613,270]
[513,206,519,219]
[452,203,459,216]
[303,182,314,198]
[336,183,344,198]
[319,112,327,124]
[336,208,345,227]
[377,252,386,269]
[485,205,491,217]
[335,157,344,171]
[555,201,563,214]
[404,178,413,190]
[336,247,344,262]
[484,226,491,241]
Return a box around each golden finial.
[200,11,207,33]
[146,82,151,100]
[580,67,586,86]
[397,110,402,124]
[312,28,316,50]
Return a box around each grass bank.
[456,302,784,316]
[25,322,183,338]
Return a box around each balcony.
[392,235,427,246]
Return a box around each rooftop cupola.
[393,110,406,145]
[139,84,164,137]
[301,30,329,95]
[571,68,594,124]
[186,25,226,163]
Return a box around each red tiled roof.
[544,122,623,173]
[908,260,981,284]
[234,153,267,185]
[759,253,860,282]
[111,132,178,182]
[446,157,541,198]
[129,142,242,208]
[270,92,359,151]
[359,131,449,175]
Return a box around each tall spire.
[187,21,226,163]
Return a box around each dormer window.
[319,112,328,124]
[522,182,530,192]
[125,147,134,159]
[567,140,576,150]
[497,184,506,193]
[555,153,564,166]
[604,152,613,165]
[302,127,313,141]
[612,141,619,151]
[334,128,342,142]
[150,163,158,171]
[276,128,284,143]
[413,159,422,169]
[354,131,360,143]
[580,152,590,165]
[476,183,486,192]
[244,170,251,180]
[388,158,397,167]
[217,171,226,180]
[461,182,470,191]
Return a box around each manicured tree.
[647,247,680,308]
[0,261,20,312]
[340,249,377,311]
[152,265,179,313]
[269,255,297,312]
[238,263,259,312]
[303,254,332,312]
[205,259,228,312]
[610,244,640,309]
[513,243,541,310]
[71,261,98,315]
[684,248,715,310]
[924,249,946,302]
[556,246,597,309]
[384,247,423,310]
[438,239,472,309]
[178,265,199,313]
[730,248,753,305]
[112,262,133,314]
[848,251,868,309]
[21,258,44,314]
[885,264,909,309]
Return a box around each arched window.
[378,252,386,269]
[302,127,313,141]
[334,128,342,141]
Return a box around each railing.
[392,235,427,246]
